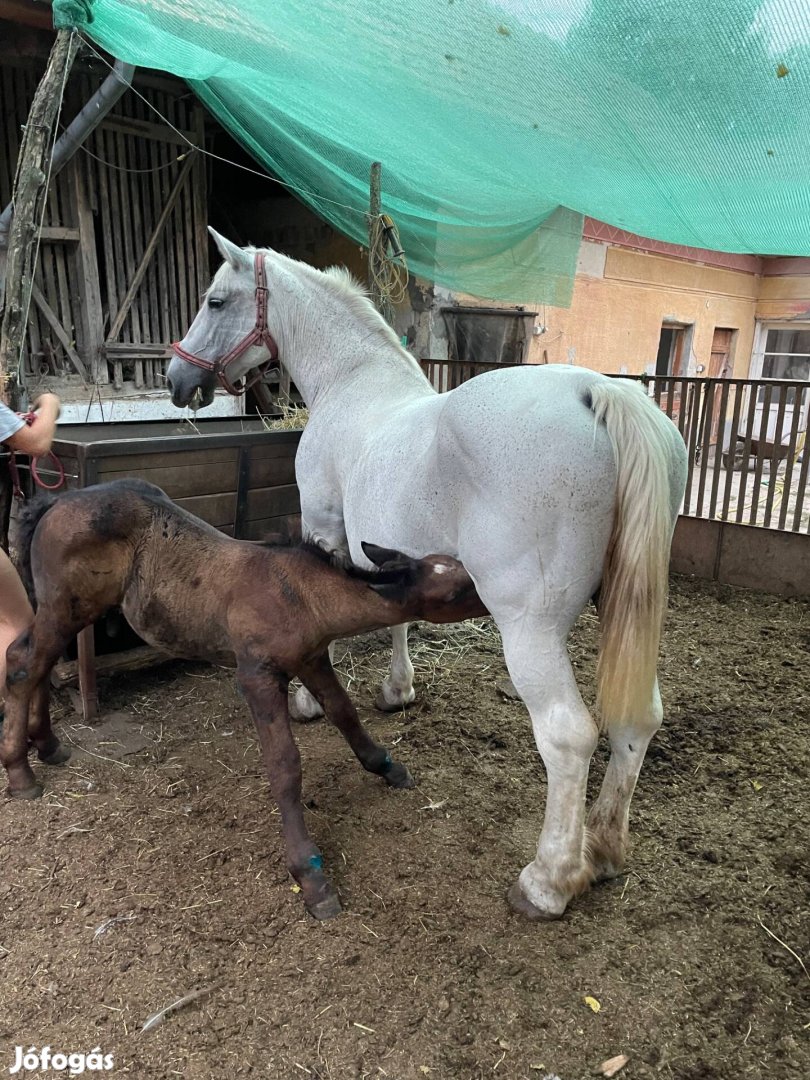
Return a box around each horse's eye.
[208,297,224,309]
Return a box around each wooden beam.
[0,29,79,394]
[39,225,80,242]
[76,626,98,721]
[103,114,196,147]
[29,280,89,381]
[52,644,165,689]
[105,152,196,344]
[70,156,107,382]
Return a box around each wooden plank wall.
[91,439,300,539]
[84,75,209,388]
[0,54,208,394]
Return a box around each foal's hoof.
[38,741,71,766]
[9,782,44,801]
[506,881,563,922]
[307,892,343,921]
[383,761,416,789]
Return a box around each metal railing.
[420,357,520,393]
[419,360,809,534]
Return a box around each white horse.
[166,230,687,920]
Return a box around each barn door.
[85,88,209,390]
[706,327,735,445]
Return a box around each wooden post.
[76,626,98,721]
[368,161,382,312]
[0,29,79,397]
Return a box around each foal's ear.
[361,541,410,568]
[208,227,252,272]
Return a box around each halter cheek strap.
[172,251,279,397]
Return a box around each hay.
[333,619,502,694]
[260,403,309,431]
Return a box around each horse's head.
[166,229,277,408]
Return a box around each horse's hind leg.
[496,618,599,921]
[237,656,341,920]
[297,651,414,789]
[27,679,70,766]
[586,679,663,881]
[1,621,72,798]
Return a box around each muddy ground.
[0,575,808,1080]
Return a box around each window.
[755,324,810,405]
[762,326,810,381]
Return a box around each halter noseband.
[172,251,278,397]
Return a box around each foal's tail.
[15,492,58,608]
[588,379,682,732]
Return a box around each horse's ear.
[208,227,251,271]
[361,541,410,568]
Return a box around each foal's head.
[361,543,486,622]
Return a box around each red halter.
[172,251,279,397]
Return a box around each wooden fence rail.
[419,360,809,535]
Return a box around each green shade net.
[55,0,810,306]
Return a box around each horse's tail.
[588,379,681,732]
[15,492,59,609]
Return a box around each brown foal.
[1,479,484,918]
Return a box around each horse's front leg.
[237,656,341,920]
[297,651,414,789]
[375,622,416,712]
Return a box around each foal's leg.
[497,618,598,920]
[586,679,663,880]
[375,623,416,712]
[237,658,341,920]
[27,679,70,766]
[1,623,72,798]
[293,622,417,718]
[297,652,414,789]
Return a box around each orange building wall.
[756,274,810,322]
[524,243,760,376]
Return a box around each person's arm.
[4,394,60,457]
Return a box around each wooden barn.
[0,2,364,421]
[0,4,223,420]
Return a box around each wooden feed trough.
[27,417,303,719]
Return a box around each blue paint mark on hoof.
[308,853,323,871]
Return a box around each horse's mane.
[226,246,413,357]
[260,538,412,586]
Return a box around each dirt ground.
[0,575,808,1080]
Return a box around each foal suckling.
[1,479,483,918]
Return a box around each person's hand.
[32,392,61,418]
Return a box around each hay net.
[55,0,810,305]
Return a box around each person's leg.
[0,549,33,713]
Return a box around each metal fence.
[419,360,809,534]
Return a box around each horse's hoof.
[289,687,324,724]
[506,881,563,922]
[383,761,416,789]
[307,892,343,921]
[374,690,416,713]
[9,782,44,801]
[38,741,71,766]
